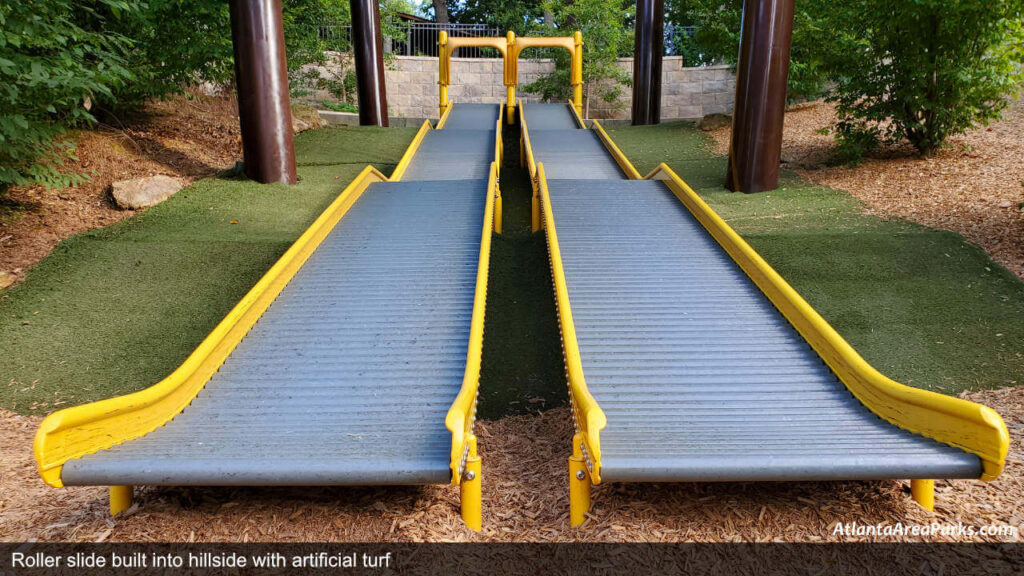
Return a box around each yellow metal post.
[572,31,584,118]
[439,31,449,118]
[506,31,517,123]
[110,485,133,515]
[460,435,482,531]
[911,479,935,511]
[569,433,591,527]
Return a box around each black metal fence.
[318,22,699,59]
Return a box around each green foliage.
[666,0,833,101]
[522,0,633,114]
[826,0,1024,157]
[321,99,358,113]
[105,0,351,105]
[0,0,135,193]
[451,0,545,35]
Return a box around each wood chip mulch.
[708,99,1024,279]
[3,386,1020,542]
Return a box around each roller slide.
[518,102,1008,523]
[34,102,504,530]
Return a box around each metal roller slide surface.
[439,103,500,130]
[545,179,981,483]
[523,104,624,180]
[402,130,495,181]
[62,180,486,485]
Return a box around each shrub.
[0,0,135,194]
[827,0,1024,157]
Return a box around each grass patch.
[0,126,416,413]
[609,121,1024,393]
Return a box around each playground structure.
[437,31,584,123]
[514,99,1008,525]
[34,104,504,532]
[32,29,1009,532]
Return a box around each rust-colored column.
[726,0,794,193]
[228,0,297,184]
[349,0,389,127]
[631,0,664,125]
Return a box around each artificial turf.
[1,120,1021,416]
[609,121,1024,394]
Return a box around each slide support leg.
[110,485,133,515]
[569,434,592,527]
[911,479,935,511]
[460,435,482,532]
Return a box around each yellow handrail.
[591,120,642,179]
[445,161,497,484]
[390,120,432,181]
[646,163,1009,480]
[34,165,388,487]
[511,33,583,116]
[439,31,584,121]
[537,162,607,483]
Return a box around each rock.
[111,175,184,210]
[697,113,732,132]
[0,270,17,290]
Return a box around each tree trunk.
[433,0,448,24]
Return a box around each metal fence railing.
[318,22,700,59]
[318,22,503,58]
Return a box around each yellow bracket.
[537,162,606,484]
[33,165,388,488]
[645,163,1009,480]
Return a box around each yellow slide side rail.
[34,165,389,487]
[537,162,607,482]
[493,102,504,234]
[436,100,454,129]
[646,163,1009,480]
[591,120,642,180]
[445,160,497,486]
[390,120,432,181]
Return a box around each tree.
[666,0,834,101]
[522,0,633,116]
[826,0,1024,158]
[0,0,135,193]
[451,0,545,35]
[431,0,449,24]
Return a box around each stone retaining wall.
[305,54,735,121]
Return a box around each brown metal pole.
[726,0,794,193]
[632,0,664,125]
[350,0,389,127]
[228,0,297,184]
